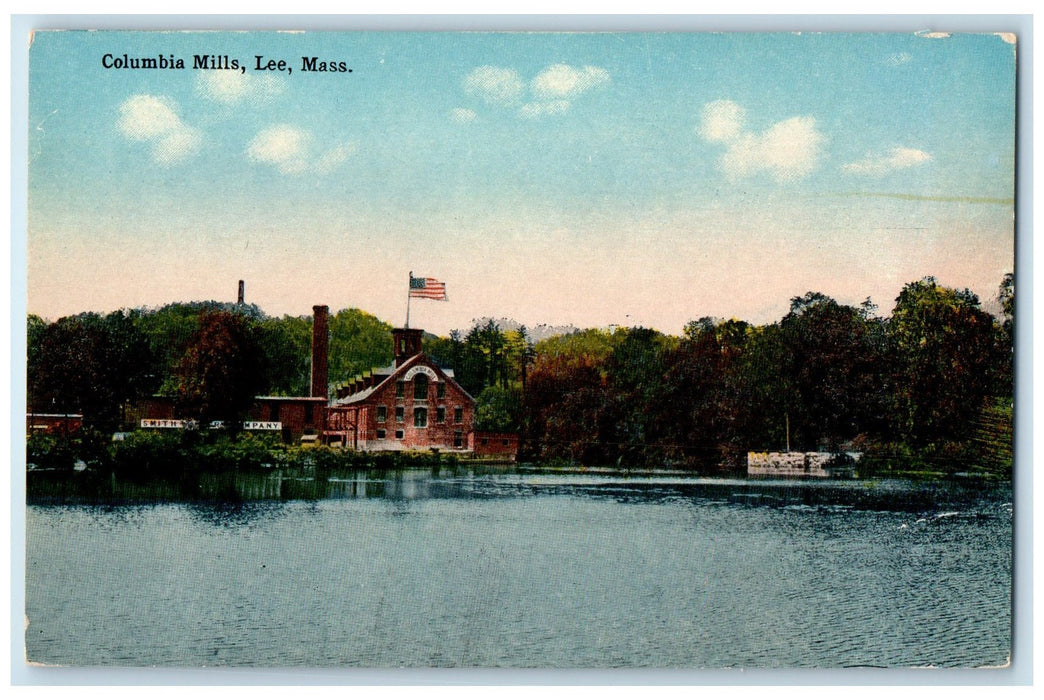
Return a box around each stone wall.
[747,451,859,478]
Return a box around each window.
[480,438,488,446]
[376,405,387,423]
[414,374,428,401]
[437,382,446,399]
[269,403,279,421]
[454,406,463,424]
[453,431,463,448]
[395,429,404,440]
[376,429,386,439]
[414,407,428,428]
[436,407,446,424]
[395,406,405,423]
[502,439,510,447]
[304,402,314,423]
[396,380,405,398]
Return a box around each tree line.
[27,275,1013,475]
[27,302,394,433]
[516,277,1013,475]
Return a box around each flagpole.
[406,271,412,329]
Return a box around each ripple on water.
[25,477,1012,668]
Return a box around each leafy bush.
[26,433,75,471]
[109,430,190,480]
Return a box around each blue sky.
[27,30,1015,334]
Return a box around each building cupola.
[392,327,424,367]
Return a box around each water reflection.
[27,466,1011,517]
[184,500,293,529]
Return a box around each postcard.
[22,27,1016,672]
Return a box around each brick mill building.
[323,327,476,452]
[130,302,517,459]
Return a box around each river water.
[24,470,1012,668]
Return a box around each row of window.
[376,405,463,426]
[395,376,446,400]
[376,428,465,447]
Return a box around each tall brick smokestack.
[237,280,245,305]
[311,305,329,399]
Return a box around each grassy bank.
[26,429,1011,501]
[27,430,474,480]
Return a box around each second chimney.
[311,305,329,399]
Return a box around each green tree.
[258,314,312,396]
[328,308,394,385]
[26,314,47,410]
[535,327,618,366]
[601,327,674,467]
[28,311,157,431]
[660,318,755,472]
[474,385,523,432]
[451,320,511,396]
[511,325,536,392]
[994,272,1015,398]
[524,354,608,464]
[999,272,1015,322]
[134,301,261,395]
[422,330,465,386]
[889,277,997,447]
[733,322,792,452]
[778,292,889,450]
[522,328,619,463]
[173,310,267,429]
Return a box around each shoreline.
[26,463,1011,511]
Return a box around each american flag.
[409,276,448,300]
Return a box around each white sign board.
[140,419,184,429]
[141,419,281,431]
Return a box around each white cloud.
[117,95,182,140]
[698,100,746,143]
[461,63,610,119]
[699,101,826,182]
[248,125,355,175]
[519,100,572,119]
[531,64,610,99]
[750,116,826,180]
[151,130,203,166]
[463,66,524,105]
[247,125,312,174]
[316,142,357,174]
[841,147,932,176]
[197,71,285,105]
[450,107,477,123]
[117,94,201,165]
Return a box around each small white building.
[747,451,860,478]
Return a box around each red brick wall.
[133,396,323,441]
[247,398,326,440]
[136,397,176,420]
[324,405,366,447]
[26,413,83,436]
[357,360,474,450]
[469,432,520,459]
